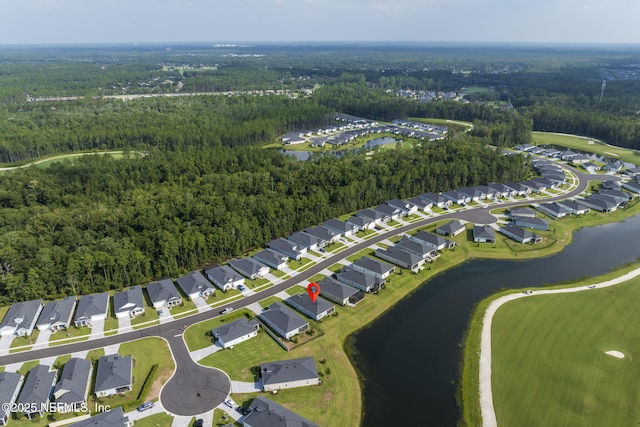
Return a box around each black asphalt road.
[0,165,609,415]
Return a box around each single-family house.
[601,180,620,191]
[113,286,145,319]
[267,238,306,260]
[410,230,456,251]
[531,177,558,189]
[602,160,624,173]
[356,208,386,225]
[146,278,182,310]
[394,237,438,260]
[517,143,536,152]
[499,225,541,244]
[69,406,131,427]
[622,181,640,194]
[335,267,382,293]
[419,192,451,208]
[560,150,578,161]
[228,257,270,280]
[536,203,570,219]
[17,365,56,419]
[0,299,43,337]
[211,318,259,349]
[542,148,561,157]
[521,180,546,193]
[53,358,92,412]
[387,199,418,216]
[407,196,433,212]
[487,183,513,198]
[261,357,319,392]
[322,218,357,238]
[598,190,631,204]
[204,265,245,291]
[473,225,496,243]
[74,293,109,328]
[435,220,466,237]
[244,396,319,427]
[36,296,75,332]
[556,200,590,215]
[288,231,325,251]
[542,173,567,186]
[476,185,495,200]
[94,354,132,398]
[457,187,482,202]
[577,196,618,213]
[504,182,531,196]
[346,215,376,231]
[0,372,24,426]
[570,154,590,165]
[285,294,335,321]
[281,132,306,145]
[350,256,395,280]
[514,217,550,231]
[258,303,309,340]
[318,277,364,306]
[442,190,468,205]
[624,167,640,178]
[253,249,288,271]
[304,226,339,244]
[375,247,425,272]
[176,270,215,300]
[374,204,402,221]
[508,207,537,218]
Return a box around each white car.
[224,398,235,408]
[221,307,234,314]
[523,290,533,295]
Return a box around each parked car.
[137,401,154,412]
[194,419,203,427]
[238,285,246,292]
[224,398,235,408]
[220,307,234,314]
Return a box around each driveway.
[118,316,132,333]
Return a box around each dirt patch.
[148,369,174,400]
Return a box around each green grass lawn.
[324,242,346,253]
[531,131,640,164]
[288,257,313,271]
[133,412,174,427]
[169,299,198,319]
[270,269,286,278]
[9,330,39,353]
[131,307,160,329]
[258,296,283,310]
[345,248,377,263]
[491,274,640,426]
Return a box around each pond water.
[280,137,399,161]
[352,213,640,426]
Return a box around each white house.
[211,318,259,349]
[260,357,319,392]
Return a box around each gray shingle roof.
[69,406,130,427]
[351,256,395,276]
[375,246,422,266]
[146,278,180,304]
[176,270,214,297]
[228,257,269,277]
[356,208,384,222]
[17,365,56,410]
[322,218,353,235]
[74,292,109,322]
[473,225,496,240]
[94,355,132,395]
[394,237,435,257]
[318,277,359,300]
[258,303,308,336]
[244,396,319,427]
[436,220,465,235]
[113,286,145,315]
[335,267,379,290]
[261,357,318,387]
[253,249,288,268]
[0,372,23,421]
[0,299,43,334]
[303,226,336,242]
[211,318,259,344]
[288,231,323,249]
[266,238,304,258]
[285,294,335,317]
[204,265,244,288]
[53,358,92,405]
[412,230,451,248]
[37,296,76,329]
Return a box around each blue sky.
[1,0,638,45]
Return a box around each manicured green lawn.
[9,330,39,353]
[324,242,345,253]
[345,248,376,263]
[288,257,313,271]
[532,131,640,164]
[492,274,640,426]
[131,307,160,328]
[133,412,174,427]
[169,299,198,319]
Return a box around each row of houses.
[0,354,131,423]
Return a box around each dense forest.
[0,43,639,303]
[0,142,526,303]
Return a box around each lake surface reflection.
[353,213,640,426]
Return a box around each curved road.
[0,165,608,416]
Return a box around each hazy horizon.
[1,0,639,46]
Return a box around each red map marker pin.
[307,282,320,303]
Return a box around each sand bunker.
[605,350,625,359]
